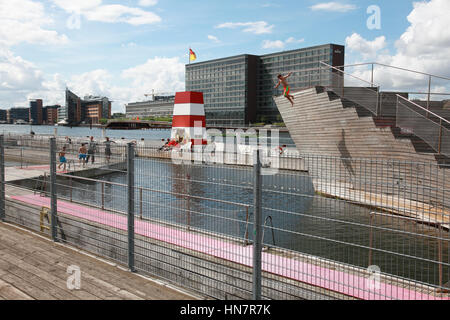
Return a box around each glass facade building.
[185,44,344,126]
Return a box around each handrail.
[319,61,379,87]
[396,95,450,127]
[334,62,450,82]
[262,215,276,247]
[56,172,251,209]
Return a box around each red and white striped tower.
[171,91,207,146]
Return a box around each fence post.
[371,63,374,87]
[253,149,262,300]
[50,137,58,241]
[127,142,135,272]
[0,135,5,221]
[427,75,432,113]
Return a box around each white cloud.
[122,57,185,101]
[0,46,45,107]
[207,35,220,43]
[345,33,387,60]
[51,0,161,26]
[262,37,304,49]
[0,0,68,46]
[310,2,356,12]
[215,21,274,34]
[0,50,186,113]
[262,40,285,49]
[121,42,137,48]
[345,0,450,92]
[138,0,158,6]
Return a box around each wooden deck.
[9,193,450,300]
[0,222,197,300]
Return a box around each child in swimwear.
[78,143,87,167]
[58,146,67,171]
[274,72,295,107]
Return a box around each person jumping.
[274,72,294,107]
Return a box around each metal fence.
[1,135,450,300]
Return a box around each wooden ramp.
[9,194,450,300]
[0,222,195,300]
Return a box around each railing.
[318,61,380,115]
[396,95,450,156]
[2,136,450,300]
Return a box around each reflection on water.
[55,157,449,286]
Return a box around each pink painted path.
[10,194,449,300]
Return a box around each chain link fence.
[1,135,449,300]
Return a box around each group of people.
[58,136,116,171]
[159,136,189,151]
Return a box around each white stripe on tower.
[172,103,205,116]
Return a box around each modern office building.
[0,109,7,123]
[185,43,345,126]
[82,95,112,124]
[58,89,111,125]
[7,107,30,124]
[43,105,60,124]
[126,95,175,119]
[59,89,81,125]
[29,99,43,125]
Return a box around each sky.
[1,0,450,113]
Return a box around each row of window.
[260,48,331,62]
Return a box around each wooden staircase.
[274,86,450,214]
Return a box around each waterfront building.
[59,89,111,125]
[185,44,345,126]
[43,105,60,124]
[7,107,29,124]
[0,109,7,123]
[29,99,43,125]
[125,95,175,119]
[82,95,112,124]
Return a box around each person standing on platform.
[104,137,116,164]
[78,143,87,167]
[58,146,67,171]
[86,136,97,164]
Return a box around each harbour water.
[48,156,449,286]
[0,124,296,147]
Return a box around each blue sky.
[1,0,449,112]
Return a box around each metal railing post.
[127,142,135,272]
[368,212,374,266]
[253,149,262,300]
[438,223,443,289]
[244,206,249,245]
[438,119,443,154]
[50,138,58,241]
[427,75,432,113]
[69,176,73,202]
[101,181,105,210]
[0,135,5,221]
[20,147,23,169]
[371,63,374,87]
[139,187,143,220]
